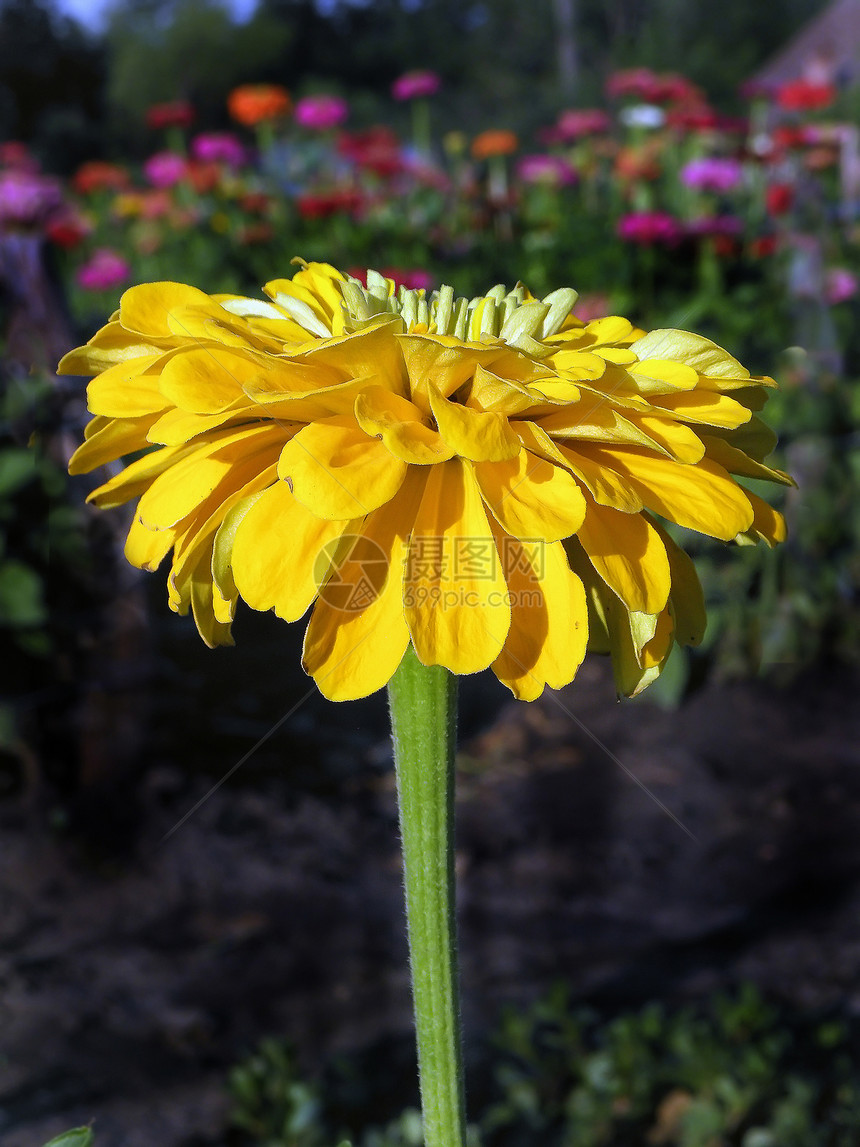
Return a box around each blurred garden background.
[3,0,860,1144]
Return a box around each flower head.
[295,94,349,131]
[73,161,131,195]
[555,109,611,141]
[146,100,195,130]
[777,79,835,111]
[228,84,291,126]
[143,151,188,189]
[0,169,63,228]
[516,154,577,186]
[392,70,441,101]
[471,130,518,160]
[62,261,790,702]
[75,248,132,291]
[680,157,743,194]
[617,211,683,245]
[191,132,246,168]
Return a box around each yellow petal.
[516,422,644,514]
[397,333,505,412]
[303,471,427,701]
[580,447,754,540]
[701,435,794,487]
[87,442,195,509]
[428,384,521,462]
[576,498,670,614]
[69,415,156,474]
[171,462,280,587]
[231,480,354,620]
[136,423,285,530]
[119,281,215,338]
[124,514,176,572]
[646,517,707,647]
[60,323,172,375]
[296,321,408,397]
[147,405,260,447]
[86,355,168,417]
[627,415,705,464]
[473,450,586,541]
[405,459,511,673]
[628,358,699,395]
[158,346,263,412]
[278,415,408,519]
[738,490,787,547]
[491,534,588,700]
[651,390,751,429]
[354,386,454,464]
[630,328,751,382]
[535,403,672,452]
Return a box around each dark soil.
[2,652,860,1147]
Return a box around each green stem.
[388,643,466,1147]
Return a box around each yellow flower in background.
[61,260,791,702]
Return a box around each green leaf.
[42,1129,94,1147]
[0,447,38,497]
[0,561,46,626]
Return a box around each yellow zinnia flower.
[61,260,791,702]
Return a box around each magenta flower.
[680,157,743,194]
[555,108,611,141]
[516,154,577,186]
[76,248,131,291]
[295,94,349,131]
[0,170,63,228]
[617,211,683,245]
[825,268,858,305]
[392,70,441,101]
[190,132,246,168]
[143,151,188,189]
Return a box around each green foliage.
[226,986,860,1147]
[104,0,292,140]
[41,1129,94,1147]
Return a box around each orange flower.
[228,84,291,126]
[471,130,518,159]
[73,161,130,195]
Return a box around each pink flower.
[516,154,577,186]
[392,70,441,101]
[0,170,63,228]
[348,267,434,292]
[143,151,188,189]
[680,157,744,194]
[573,293,611,322]
[0,141,38,172]
[555,108,611,140]
[75,248,131,291]
[295,94,349,131]
[617,211,683,245]
[825,268,858,305]
[190,132,246,168]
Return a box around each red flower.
[45,213,90,249]
[765,183,793,215]
[777,79,835,111]
[348,267,433,292]
[338,127,403,178]
[73,161,130,195]
[749,236,777,259]
[296,189,364,219]
[146,100,195,130]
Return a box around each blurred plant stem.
[387,644,466,1147]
